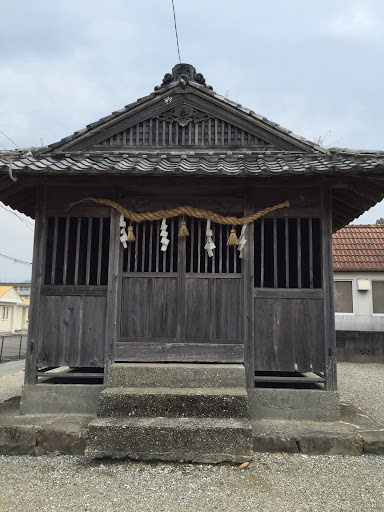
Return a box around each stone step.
[97,387,249,418]
[86,416,253,463]
[107,363,246,389]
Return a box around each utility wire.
[0,203,35,231]
[0,129,20,150]
[0,253,32,266]
[0,142,8,151]
[171,0,182,64]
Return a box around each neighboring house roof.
[20,297,30,306]
[0,286,13,297]
[333,225,384,271]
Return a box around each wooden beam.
[104,205,120,382]
[25,183,47,384]
[244,195,255,388]
[321,186,337,391]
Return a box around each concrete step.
[86,416,253,463]
[107,363,246,389]
[97,387,249,418]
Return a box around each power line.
[0,142,8,151]
[0,253,32,266]
[171,0,182,64]
[0,203,35,231]
[0,129,20,150]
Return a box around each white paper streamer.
[160,218,169,252]
[204,219,216,258]
[238,225,247,259]
[119,215,128,248]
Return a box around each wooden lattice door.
[116,218,243,362]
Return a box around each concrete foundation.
[248,389,340,422]
[20,385,104,416]
[336,330,384,363]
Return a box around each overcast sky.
[1,0,384,281]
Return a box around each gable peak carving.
[156,103,211,127]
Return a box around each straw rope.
[68,198,290,225]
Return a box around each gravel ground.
[0,454,383,512]
[0,372,24,403]
[337,363,384,424]
[0,362,383,511]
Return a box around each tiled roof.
[20,297,30,305]
[333,225,384,271]
[36,63,328,156]
[1,151,383,176]
[0,285,12,297]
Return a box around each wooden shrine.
[1,63,384,393]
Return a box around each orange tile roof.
[21,297,30,305]
[0,285,13,297]
[333,225,384,271]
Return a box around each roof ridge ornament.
[154,64,213,91]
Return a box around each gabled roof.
[333,225,384,271]
[0,286,23,303]
[0,285,12,297]
[35,64,326,156]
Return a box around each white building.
[333,224,384,361]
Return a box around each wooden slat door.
[116,218,243,362]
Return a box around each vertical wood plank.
[162,121,166,145]
[149,119,153,145]
[285,218,289,288]
[244,197,254,387]
[273,218,277,288]
[141,221,146,272]
[219,224,223,273]
[104,207,120,383]
[155,220,160,272]
[62,216,70,285]
[309,218,313,288]
[155,119,159,145]
[97,218,103,285]
[297,218,302,288]
[197,220,201,273]
[149,221,153,272]
[134,222,139,272]
[50,216,58,285]
[25,183,47,384]
[85,217,92,285]
[74,217,81,285]
[190,219,194,272]
[261,218,264,288]
[176,226,186,343]
[214,118,218,145]
[321,186,337,390]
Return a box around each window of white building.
[1,306,9,320]
[372,281,384,314]
[334,281,353,313]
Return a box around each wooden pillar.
[243,195,255,389]
[104,207,120,384]
[321,185,337,391]
[25,183,47,385]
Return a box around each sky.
[0,0,384,280]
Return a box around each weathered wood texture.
[37,294,106,367]
[25,185,46,384]
[115,342,244,363]
[97,116,274,149]
[253,296,325,373]
[118,216,243,362]
[321,186,337,390]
